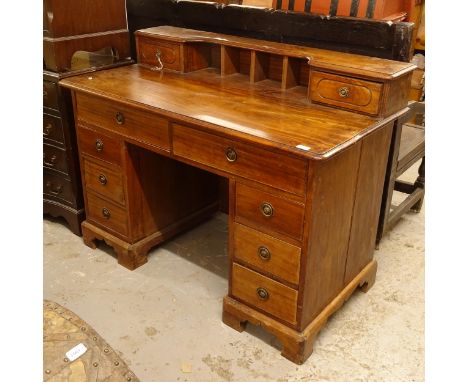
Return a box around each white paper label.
[66,343,88,362]
[296,144,311,151]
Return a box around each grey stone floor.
[43,164,424,382]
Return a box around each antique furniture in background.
[43,0,132,235]
[61,26,415,363]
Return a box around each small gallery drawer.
[83,159,125,206]
[309,71,382,115]
[77,126,122,165]
[233,223,301,285]
[76,93,170,151]
[86,192,128,237]
[43,113,65,145]
[43,80,59,110]
[235,183,305,241]
[173,124,307,196]
[43,170,75,205]
[231,263,298,325]
[136,36,182,71]
[43,143,68,175]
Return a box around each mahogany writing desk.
[61,27,415,364]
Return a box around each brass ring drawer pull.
[115,112,125,125]
[95,139,104,152]
[338,86,350,98]
[225,147,237,162]
[256,287,269,301]
[257,246,271,261]
[260,202,274,217]
[102,208,111,219]
[98,174,107,185]
[43,123,53,136]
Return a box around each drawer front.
[83,159,125,206]
[235,183,305,241]
[77,126,122,165]
[231,263,298,325]
[43,170,75,205]
[173,124,307,196]
[233,223,301,285]
[137,36,182,71]
[309,71,382,115]
[43,80,59,110]
[86,192,128,237]
[76,93,170,151]
[43,143,68,174]
[43,113,65,145]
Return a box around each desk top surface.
[61,64,402,160]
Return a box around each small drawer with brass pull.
[231,263,298,325]
[86,192,128,237]
[43,171,74,205]
[43,80,59,110]
[233,223,301,285]
[235,183,305,241]
[173,124,307,196]
[43,143,68,174]
[43,113,65,145]
[83,158,125,206]
[77,126,122,165]
[136,36,182,71]
[76,93,170,151]
[309,71,382,115]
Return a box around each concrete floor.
[44,164,424,382]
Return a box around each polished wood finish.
[83,158,125,206]
[61,27,415,363]
[77,126,123,166]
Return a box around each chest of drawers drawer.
[43,113,65,145]
[43,80,59,110]
[86,192,128,237]
[233,223,301,285]
[231,263,298,325]
[76,93,170,151]
[173,124,307,196]
[43,143,68,175]
[43,170,75,206]
[83,158,125,206]
[77,126,122,165]
[235,183,305,241]
[309,71,382,115]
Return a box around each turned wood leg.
[411,157,425,212]
[222,310,247,332]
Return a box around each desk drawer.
[83,159,125,206]
[173,124,307,196]
[76,93,170,151]
[43,170,75,205]
[309,71,382,115]
[235,183,305,241]
[77,126,122,165]
[137,36,182,71]
[43,143,68,175]
[231,263,298,325]
[233,223,301,285]
[86,192,128,237]
[43,113,65,145]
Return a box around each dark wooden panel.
[126,0,413,62]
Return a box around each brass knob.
[43,123,53,136]
[102,208,111,219]
[256,287,269,301]
[98,174,107,185]
[115,112,125,125]
[257,246,271,261]
[338,86,350,98]
[95,139,104,152]
[225,147,237,162]
[260,202,274,217]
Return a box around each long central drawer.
[172,124,307,196]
